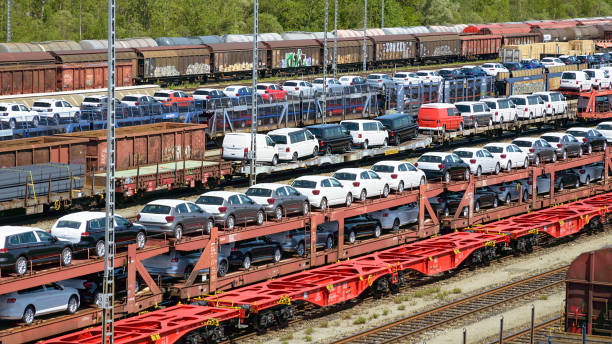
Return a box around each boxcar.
[318,37,373,69]
[135,45,211,83]
[502,32,542,45]
[414,33,460,61]
[0,52,57,95]
[460,34,502,59]
[207,42,267,76]
[263,39,321,73]
[370,34,417,66]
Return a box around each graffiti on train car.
[282,49,312,68]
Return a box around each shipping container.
[460,34,502,58]
[414,33,460,60]
[0,52,57,95]
[318,37,373,66]
[0,136,88,169]
[370,34,417,64]
[56,122,208,172]
[135,46,211,82]
[263,40,320,70]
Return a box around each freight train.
[0,18,612,95]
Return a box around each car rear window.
[484,146,503,153]
[417,155,442,163]
[371,165,394,173]
[510,98,526,105]
[33,102,51,107]
[454,151,473,158]
[541,136,560,143]
[538,95,549,101]
[342,122,359,131]
[55,220,81,229]
[333,172,356,181]
[256,85,267,90]
[416,72,428,76]
[367,75,379,79]
[269,135,287,144]
[484,101,497,109]
[245,188,272,197]
[455,105,471,113]
[153,92,170,98]
[513,140,533,147]
[562,73,576,80]
[193,90,210,95]
[122,96,138,101]
[195,196,224,205]
[585,71,595,78]
[83,97,101,103]
[313,79,323,84]
[284,81,298,86]
[141,204,171,214]
[566,130,586,137]
[439,70,451,75]
[292,180,317,188]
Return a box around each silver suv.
[195,191,265,230]
[245,183,309,220]
[136,199,214,240]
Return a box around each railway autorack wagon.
[135,45,211,83]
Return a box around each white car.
[392,72,422,85]
[291,176,353,210]
[540,57,565,68]
[482,98,517,123]
[0,102,42,128]
[533,91,567,116]
[268,128,318,161]
[312,78,345,94]
[595,122,612,143]
[483,143,530,171]
[31,98,80,123]
[332,168,390,202]
[340,119,389,149]
[454,147,501,176]
[369,203,419,230]
[223,86,251,98]
[508,94,545,119]
[338,75,366,86]
[81,95,120,108]
[481,63,509,76]
[415,70,443,83]
[282,80,315,97]
[584,69,611,89]
[0,283,80,325]
[371,160,426,192]
[560,71,592,91]
[221,133,279,165]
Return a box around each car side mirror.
[250,200,255,205]
[52,235,59,242]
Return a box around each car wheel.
[206,218,214,234]
[559,182,564,191]
[313,147,318,157]
[552,153,557,163]
[586,175,591,185]
[73,113,80,123]
[474,120,478,129]
[394,135,401,145]
[217,260,228,277]
[325,145,332,155]
[359,189,367,202]
[575,178,580,188]
[15,256,28,275]
[475,201,480,213]
[505,194,511,205]
[476,166,482,177]
[256,210,264,225]
[462,207,469,217]
[420,176,426,185]
[603,142,607,151]
[54,113,60,124]
[32,117,39,128]
[382,184,389,198]
[242,255,252,270]
[362,140,369,150]
[458,123,463,131]
[95,240,106,258]
[494,163,500,175]
[374,224,382,238]
[271,155,279,166]
[66,295,79,314]
[562,150,567,160]
[61,247,72,266]
[578,148,583,157]
[524,158,529,169]
[22,306,35,325]
[273,248,281,263]
[297,241,305,257]
[326,236,334,249]
[136,231,146,249]
[397,181,404,193]
[345,193,352,207]
[275,207,283,220]
[348,231,356,244]
[320,197,328,211]
[345,142,352,152]
[507,161,512,171]
[493,197,498,208]
[464,169,470,181]
[94,292,103,308]
[534,155,540,166]
[443,206,450,217]
[444,171,451,183]
[226,215,235,230]
[292,152,298,162]
[183,265,193,281]
[587,144,592,154]
[302,201,309,215]
[529,112,533,120]
[9,118,16,129]
[173,225,183,241]
[523,190,528,202]
[488,118,493,126]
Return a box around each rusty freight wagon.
[0,136,88,169]
[414,33,460,62]
[319,37,373,69]
[135,45,211,83]
[207,42,267,76]
[263,40,320,73]
[460,34,502,59]
[0,52,57,95]
[50,49,136,91]
[371,34,417,66]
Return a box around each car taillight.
[378,80,382,83]
[0,248,7,253]
[207,96,211,100]
[438,164,445,169]
[500,154,506,159]
[295,87,299,90]
[218,207,227,213]
[469,115,473,119]
[244,148,248,154]
[170,258,179,263]
[6,298,15,303]
[529,148,535,153]
[83,282,94,288]
[46,109,52,112]
[557,144,563,148]
[165,216,174,223]
[390,131,394,136]
[382,212,389,217]
[358,134,362,138]
[286,147,290,152]
[414,162,418,167]
[267,198,275,204]
[285,233,293,238]
[547,104,551,108]
[495,111,498,116]
[312,190,320,195]
[236,93,240,96]
[579,169,585,174]
[81,232,90,237]
[136,214,141,221]
[320,140,325,146]
[231,247,238,251]
[135,102,140,106]
[437,197,443,202]
[390,174,398,179]
[500,187,506,191]
[576,81,579,85]
[350,82,354,85]
[353,182,360,187]
[470,159,476,164]
[582,138,588,143]
[524,108,528,112]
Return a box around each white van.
[533,91,568,116]
[340,119,389,149]
[268,128,319,161]
[560,71,592,91]
[508,95,545,119]
[482,98,517,123]
[583,69,611,89]
[221,133,279,165]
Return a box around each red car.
[152,90,194,106]
[256,83,288,101]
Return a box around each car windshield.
[416,72,428,76]
[454,151,473,158]
[193,90,209,95]
[83,97,101,103]
[245,188,272,197]
[371,165,394,173]
[417,155,442,163]
[455,105,471,113]
[153,92,170,97]
[541,136,560,143]
[269,135,287,144]
[333,172,357,181]
[141,204,171,214]
[33,102,51,107]
[513,140,533,147]
[55,220,81,229]
[510,98,526,105]
[567,130,586,137]
[342,122,359,131]
[195,196,224,205]
[122,96,138,101]
[484,146,503,153]
[292,180,317,188]
[439,70,452,75]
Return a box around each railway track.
[331,266,568,344]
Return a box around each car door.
[327,178,345,204]
[273,186,291,213]
[240,194,259,222]
[376,121,387,145]
[174,203,194,231]
[538,140,553,160]
[263,135,276,162]
[227,195,244,223]
[112,215,134,243]
[285,186,303,213]
[480,149,497,172]
[19,231,48,263]
[509,145,523,167]
[304,130,317,155]
[187,202,207,230]
[34,230,62,261]
[368,171,384,195]
[357,171,371,195]
[43,283,71,312]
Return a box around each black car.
[306,124,353,155]
[415,153,471,182]
[460,66,487,77]
[566,128,607,154]
[344,215,383,244]
[594,53,612,63]
[555,170,581,190]
[0,227,74,275]
[559,56,578,65]
[503,62,522,71]
[227,237,282,270]
[267,223,337,256]
[58,267,142,306]
[576,55,595,65]
[439,69,464,79]
[193,89,230,108]
[445,186,498,216]
[375,113,418,145]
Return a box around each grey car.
[366,73,395,91]
[572,163,604,184]
[540,133,583,160]
[267,224,337,256]
[195,191,265,230]
[489,181,529,205]
[245,183,310,220]
[143,246,231,279]
[136,199,214,240]
[0,283,80,324]
[512,137,557,165]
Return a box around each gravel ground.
[244,229,611,344]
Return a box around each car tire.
[66,295,79,314]
[15,256,28,275]
[256,210,264,225]
[443,206,450,217]
[458,123,463,131]
[22,306,35,325]
[313,147,318,157]
[61,247,72,266]
[54,113,60,124]
[420,176,426,185]
[218,260,228,277]
[292,152,298,162]
[325,145,332,155]
[587,144,592,154]
[173,225,183,241]
[326,236,334,249]
[475,201,480,212]
[552,153,557,162]
[226,215,235,230]
[374,224,382,238]
[444,171,451,183]
[493,197,498,208]
[462,207,469,217]
[562,150,567,160]
[397,181,404,193]
[94,292,103,308]
[559,182,564,191]
[345,193,352,207]
[394,136,401,145]
[362,140,369,150]
[578,148,583,157]
[476,166,482,177]
[488,118,493,127]
[382,184,389,198]
[494,163,501,175]
[32,117,39,128]
[95,240,106,258]
[534,155,540,166]
[297,241,305,257]
[136,231,146,249]
[273,248,282,263]
[320,197,328,211]
[603,142,607,151]
[183,265,193,281]
[348,231,356,244]
[73,113,80,123]
[275,207,283,221]
[507,161,512,171]
[575,179,580,188]
[242,255,252,270]
[359,189,367,202]
[464,169,470,181]
[206,218,214,234]
[302,201,309,215]
[271,155,279,166]
[586,175,591,185]
[505,194,511,205]
[524,158,529,169]
[9,119,16,129]
[523,190,529,202]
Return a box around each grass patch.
[332,320,340,326]
[353,316,367,325]
[282,342,288,344]
[319,321,328,328]
[304,327,314,335]
[280,333,294,341]
[413,290,425,298]
[397,304,406,310]
[383,308,390,316]
[305,335,312,342]
[402,294,412,301]
[369,313,379,320]
[436,291,450,300]
[342,313,352,320]
[452,288,462,294]
[425,286,441,295]
[393,296,403,304]
[539,294,549,300]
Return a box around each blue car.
[503,62,522,71]
[459,66,487,77]
[520,59,544,69]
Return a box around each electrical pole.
[333,0,338,79]
[250,0,258,186]
[79,0,82,41]
[323,0,328,124]
[102,0,116,341]
[6,0,10,42]
[363,0,367,72]
[381,0,384,28]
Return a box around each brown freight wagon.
[0,136,88,168]
[56,122,208,173]
[207,42,267,75]
[503,32,542,45]
[0,52,57,95]
[50,49,136,91]
[135,45,211,83]
[370,34,417,65]
[318,37,373,68]
[460,34,502,59]
[414,33,460,61]
[262,40,320,73]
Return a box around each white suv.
[508,95,545,119]
[291,176,353,210]
[584,69,611,90]
[282,80,315,97]
[595,122,612,143]
[415,70,443,83]
[540,57,565,68]
[560,71,592,91]
[533,91,567,116]
[392,72,422,85]
[482,98,517,123]
[32,99,80,123]
[341,120,389,149]
[0,103,41,128]
[332,168,390,201]
[453,147,501,176]
[481,63,508,76]
[371,161,426,192]
[268,128,318,161]
[483,143,530,171]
